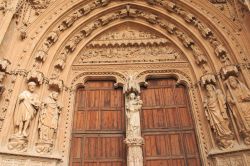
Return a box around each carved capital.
[48,78,64,92]
[124,76,141,94]
[124,137,144,146]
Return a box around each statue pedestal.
[36,141,53,154]
[8,135,28,152]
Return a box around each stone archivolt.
[0,0,249,166]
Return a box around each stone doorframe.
[65,69,206,166]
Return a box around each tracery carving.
[8,81,41,151]
[203,83,234,149]
[225,76,250,145]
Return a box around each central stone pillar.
[124,76,144,166]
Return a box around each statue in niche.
[8,81,41,151]
[226,76,250,144]
[36,90,62,153]
[126,92,143,138]
[204,84,234,149]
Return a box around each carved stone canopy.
[201,74,217,87]
[48,78,64,92]
[0,58,11,72]
[220,65,239,80]
[26,70,44,85]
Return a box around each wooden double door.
[70,79,201,166]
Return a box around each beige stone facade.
[0,0,250,165]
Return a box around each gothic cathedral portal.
[0,0,250,166]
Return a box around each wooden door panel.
[70,81,126,166]
[141,79,201,166]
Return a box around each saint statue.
[226,76,250,144]
[13,81,41,137]
[126,92,143,138]
[36,90,62,153]
[204,84,234,149]
[8,81,40,151]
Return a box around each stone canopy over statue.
[226,76,250,144]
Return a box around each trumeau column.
[0,0,20,45]
[124,76,144,166]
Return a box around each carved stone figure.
[226,76,250,144]
[204,84,234,149]
[126,93,143,138]
[8,81,41,151]
[36,91,62,153]
[13,82,40,137]
[125,92,144,166]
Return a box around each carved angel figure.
[126,93,143,138]
[13,81,41,137]
[36,91,62,153]
[204,84,234,149]
[226,76,250,144]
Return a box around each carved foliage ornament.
[0,58,11,95]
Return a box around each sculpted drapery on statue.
[8,81,41,151]
[126,92,143,138]
[204,84,234,149]
[124,75,144,166]
[125,92,144,166]
[13,81,41,137]
[226,76,250,144]
[36,90,62,153]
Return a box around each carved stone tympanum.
[226,76,250,145]
[204,84,234,149]
[8,81,41,151]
